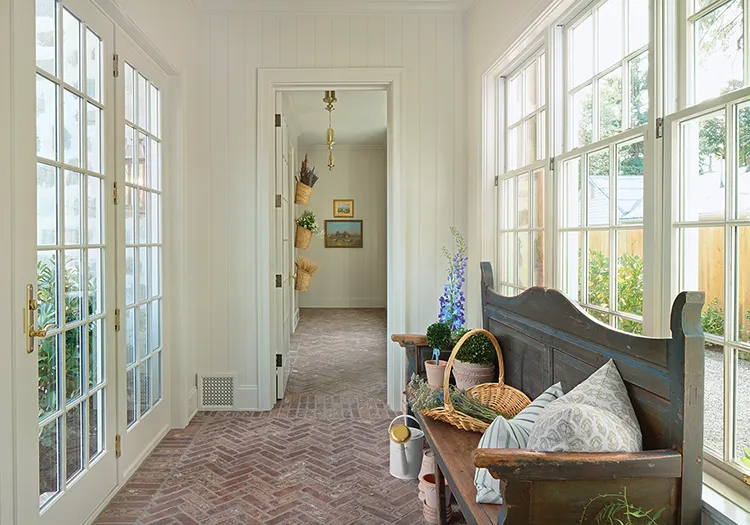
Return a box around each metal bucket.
[388,415,424,479]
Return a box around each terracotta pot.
[452,360,495,390]
[421,500,452,524]
[418,449,434,480]
[295,225,312,250]
[424,360,448,389]
[418,472,452,511]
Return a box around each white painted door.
[275,94,292,399]
[114,32,169,480]
[16,0,118,523]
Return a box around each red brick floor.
[94,309,465,525]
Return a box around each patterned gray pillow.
[526,359,642,452]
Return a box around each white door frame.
[257,68,406,411]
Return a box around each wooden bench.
[393,262,706,525]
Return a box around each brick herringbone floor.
[95,309,463,525]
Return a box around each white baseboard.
[234,385,259,410]
[187,386,198,422]
[298,298,387,308]
[294,308,300,331]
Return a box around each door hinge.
[114,308,121,332]
[549,157,555,172]
[494,176,499,187]
[113,54,119,78]
[656,117,664,139]
[275,113,282,127]
[113,182,119,205]
[115,434,121,458]
[275,274,282,288]
[276,354,282,367]
[275,194,282,208]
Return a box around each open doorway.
[275,89,388,403]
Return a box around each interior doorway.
[274,90,388,401]
[257,69,406,412]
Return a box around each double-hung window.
[497,51,547,295]
[558,0,649,334]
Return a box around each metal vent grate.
[198,374,236,409]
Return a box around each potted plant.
[295,256,319,291]
[295,210,320,250]
[295,154,319,205]
[450,328,496,390]
[425,322,451,389]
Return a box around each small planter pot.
[295,225,313,250]
[418,472,452,513]
[295,269,313,291]
[295,181,312,204]
[424,360,448,389]
[452,360,496,390]
[418,449,435,480]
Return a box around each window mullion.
[610,143,618,317]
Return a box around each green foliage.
[740,447,750,468]
[580,487,665,525]
[296,210,321,235]
[587,249,610,308]
[426,322,452,351]
[701,298,725,337]
[585,249,644,335]
[452,329,495,365]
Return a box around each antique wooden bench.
[393,262,705,525]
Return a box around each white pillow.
[526,359,642,453]
[474,382,564,504]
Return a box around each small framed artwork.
[333,199,354,218]
[325,220,363,248]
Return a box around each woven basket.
[295,225,312,250]
[295,268,312,291]
[295,182,312,205]
[421,329,531,433]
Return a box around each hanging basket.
[295,269,312,291]
[295,225,313,250]
[295,182,313,205]
[421,329,531,433]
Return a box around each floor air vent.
[198,374,237,410]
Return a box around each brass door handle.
[26,284,53,354]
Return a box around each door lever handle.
[26,284,53,354]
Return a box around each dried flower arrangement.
[298,154,319,187]
[295,256,320,276]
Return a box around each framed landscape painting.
[325,220,363,248]
[333,199,354,218]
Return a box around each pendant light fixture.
[323,90,336,171]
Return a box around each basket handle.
[442,329,505,412]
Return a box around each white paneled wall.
[298,146,387,308]
[197,12,466,405]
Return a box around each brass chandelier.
[323,90,336,170]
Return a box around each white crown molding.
[196,0,474,14]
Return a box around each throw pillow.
[474,382,564,504]
[526,359,642,453]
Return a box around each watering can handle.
[388,414,421,433]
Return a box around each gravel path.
[703,348,750,459]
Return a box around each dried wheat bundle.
[296,256,320,276]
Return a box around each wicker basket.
[295,225,312,250]
[295,182,312,205]
[421,329,531,433]
[295,268,312,291]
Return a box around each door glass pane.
[65,326,82,401]
[681,111,726,221]
[125,248,135,305]
[86,103,101,173]
[599,67,622,139]
[37,251,57,328]
[150,139,160,191]
[127,368,136,426]
[88,320,102,388]
[64,171,82,245]
[38,335,59,420]
[137,189,147,244]
[126,308,136,366]
[85,29,101,102]
[588,148,610,226]
[64,250,82,323]
[39,418,60,507]
[150,193,160,244]
[151,247,160,297]
[87,248,101,316]
[616,230,644,316]
[150,300,161,351]
[87,176,101,244]
[597,0,623,71]
[36,75,58,161]
[88,390,103,462]
[572,86,593,148]
[38,164,58,246]
[150,85,160,137]
[62,8,81,90]
[137,74,148,130]
[152,353,162,403]
[587,231,610,308]
[65,402,83,482]
[36,0,56,74]
[571,16,593,87]
[617,137,645,224]
[704,345,725,454]
[139,362,150,416]
[63,90,81,167]
[124,64,134,122]
[681,227,725,337]
[138,247,148,302]
[138,304,148,360]
[694,0,744,104]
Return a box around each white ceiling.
[196,0,475,14]
[288,90,387,147]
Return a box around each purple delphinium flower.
[438,227,467,331]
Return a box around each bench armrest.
[473,449,683,481]
[391,334,428,347]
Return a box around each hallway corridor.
[95,309,429,525]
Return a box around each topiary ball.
[426,322,452,351]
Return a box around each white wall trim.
[197,0,474,15]
[235,385,259,410]
[257,68,405,411]
[187,386,198,422]
[302,143,387,150]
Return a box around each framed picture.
[333,199,354,218]
[324,220,363,248]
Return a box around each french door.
[17,0,118,523]
[14,1,168,523]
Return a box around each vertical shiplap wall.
[197,11,466,405]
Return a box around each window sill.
[703,472,750,524]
